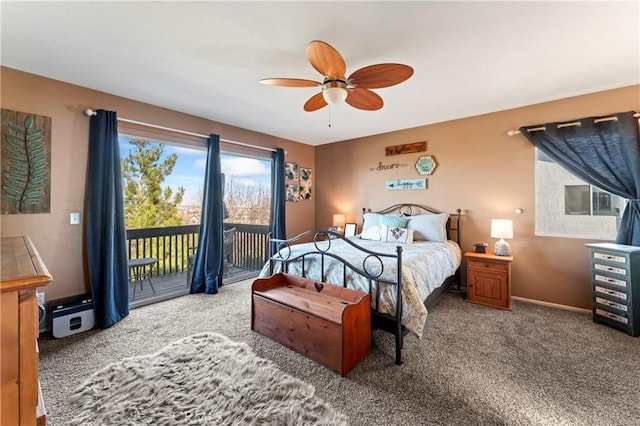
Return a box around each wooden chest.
[251,273,370,376]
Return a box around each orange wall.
[0,67,314,301]
[315,85,640,309]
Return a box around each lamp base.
[494,239,511,256]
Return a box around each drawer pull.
[595,285,627,301]
[594,274,627,288]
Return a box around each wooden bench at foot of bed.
[251,273,371,376]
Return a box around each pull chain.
[328,104,332,128]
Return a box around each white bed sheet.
[259,238,461,337]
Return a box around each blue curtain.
[520,111,640,246]
[190,134,224,294]
[269,148,286,247]
[86,110,129,328]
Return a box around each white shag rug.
[70,333,348,425]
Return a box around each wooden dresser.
[586,243,640,336]
[1,236,51,425]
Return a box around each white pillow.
[362,212,383,233]
[406,213,449,242]
[360,224,382,241]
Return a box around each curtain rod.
[507,112,640,136]
[83,108,277,153]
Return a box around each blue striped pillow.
[380,214,408,228]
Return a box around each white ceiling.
[1,1,638,146]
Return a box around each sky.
[118,138,271,206]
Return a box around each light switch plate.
[70,212,80,225]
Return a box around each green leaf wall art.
[1,109,51,214]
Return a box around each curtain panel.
[190,134,225,294]
[269,148,286,247]
[86,110,130,328]
[519,111,640,246]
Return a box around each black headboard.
[362,203,461,246]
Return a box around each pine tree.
[121,140,185,229]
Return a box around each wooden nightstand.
[465,251,513,310]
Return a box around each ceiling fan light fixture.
[322,81,348,105]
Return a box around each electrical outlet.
[70,212,80,225]
[37,291,45,306]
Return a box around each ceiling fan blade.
[346,88,384,111]
[260,78,321,88]
[348,64,414,89]
[303,92,328,112]
[306,40,347,79]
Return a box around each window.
[118,136,206,229]
[220,152,271,226]
[535,148,624,239]
[117,137,273,229]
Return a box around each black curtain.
[269,148,286,247]
[520,111,640,246]
[190,134,225,294]
[86,110,129,328]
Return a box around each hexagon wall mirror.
[415,155,437,175]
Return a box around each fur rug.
[70,333,348,425]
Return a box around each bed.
[259,203,462,365]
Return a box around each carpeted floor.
[39,279,640,425]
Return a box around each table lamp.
[491,219,513,256]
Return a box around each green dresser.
[586,243,640,336]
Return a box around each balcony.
[126,223,269,309]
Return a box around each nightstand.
[465,251,513,310]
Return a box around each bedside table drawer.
[593,251,627,265]
[594,296,628,313]
[467,258,508,273]
[593,263,628,277]
[593,273,628,289]
[594,285,628,302]
[595,308,629,325]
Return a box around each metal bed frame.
[266,204,461,365]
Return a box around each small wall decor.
[415,155,437,175]
[385,179,427,191]
[1,109,51,214]
[385,141,427,156]
[369,161,408,172]
[284,162,312,202]
[299,167,312,200]
[285,161,299,202]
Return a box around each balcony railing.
[125,223,270,281]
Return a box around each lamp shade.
[323,86,348,105]
[333,214,345,227]
[491,219,513,239]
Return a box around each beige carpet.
[39,278,640,425]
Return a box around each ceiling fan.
[260,40,414,112]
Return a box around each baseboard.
[512,296,591,314]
